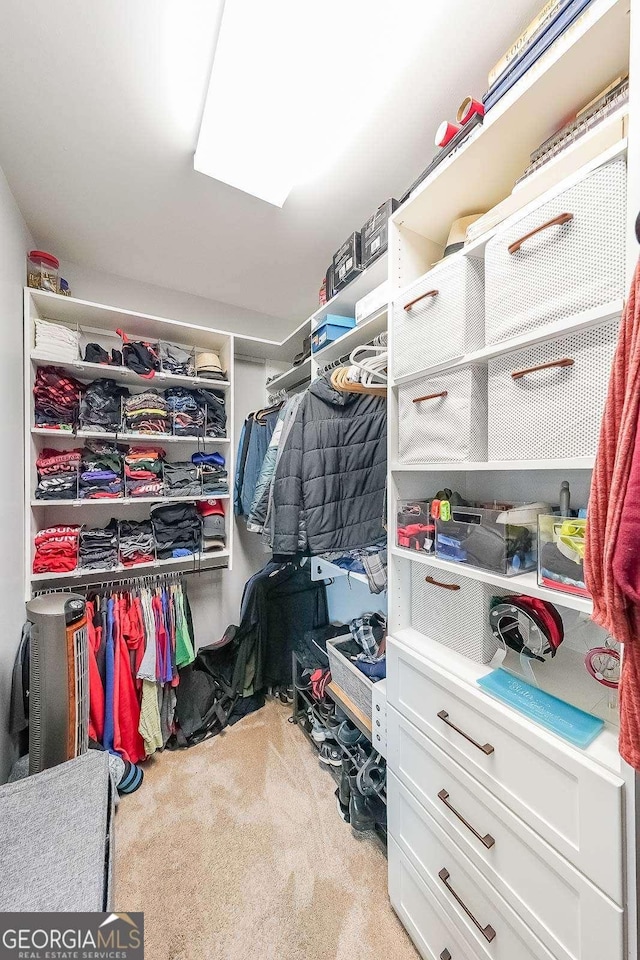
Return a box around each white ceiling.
[0,0,543,331]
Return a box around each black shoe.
[337,720,366,747]
[349,787,376,832]
[338,765,351,808]
[335,788,350,823]
[319,743,342,767]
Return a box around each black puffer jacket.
[271,375,386,555]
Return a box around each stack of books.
[483,0,595,112]
[514,75,628,187]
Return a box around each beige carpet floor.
[115,699,418,960]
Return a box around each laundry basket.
[392,256,485,379]
[326,636,374,719]
[484,156,626,345]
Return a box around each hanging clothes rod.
[31,566,212,597]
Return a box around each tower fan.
[25,594,89,774]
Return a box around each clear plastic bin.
[396,499,434,553]
[27,250,59,292]
[436,503,540,575]
[537,514,588,597]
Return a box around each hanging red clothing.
[86,599,105,743]
[112,594,145,764]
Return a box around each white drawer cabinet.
[389,800,558,960]
[387,713,624,960]
[389,837,481,960]
[386,637,624,903]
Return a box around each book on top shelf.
[487,0,569,87]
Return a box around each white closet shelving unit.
[384,0,638,958]
[24,288,236,599]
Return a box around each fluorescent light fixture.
[195,0,431,207]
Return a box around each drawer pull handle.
[440,951,452,960]
[439,868,496,943]
[437,710,494,755]
[507,212,573,255]
[404,289,439,311]
[425,576,460,591]
[413,390,448,404]
[438,789,496,849]
[511,357,575,380]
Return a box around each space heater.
[25,594,89,774]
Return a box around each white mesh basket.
[488,320,619,461]
[411,564,502,664]
[398,366,487,463]
[392,257,485,379]
[485,157,626,345]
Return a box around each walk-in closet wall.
[0,162,34,782]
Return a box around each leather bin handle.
[413,390,448,404]
[438,869,496,943]
[508,212,573,254]
[425,576,459,591]
[404,289,439,311]
[511,358,574,380]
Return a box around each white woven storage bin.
[392,257,485,379]
[484,157,626,345]
[410,564,501,664]
[488,320,619,461]
[398,366,488,463]
[326,636,373,719]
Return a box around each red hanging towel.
[586,259,640,768]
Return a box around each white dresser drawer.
[387,717,623,960]
[389,806,557,960]
[387,637,624,904]
[389,837,481,960]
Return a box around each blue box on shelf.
[311,315,356,353]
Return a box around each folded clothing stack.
[123,391,169,434]
[165,388,205,436]
[160,342,195,377]
[33,524,80,573]
[80,442,123,499]
[194,387,227,437]
[151,503,201,559]
[118,519,155,566]
[192,451,228,494]
[124,445,165,498]
[79,521,119,570]
[32,319,80,362]
[84,343,123,366]
[79,379,128,433]
[197,499,226,552]
[33,366,83,430]
[195,350,227,382]
[163,461,201,498]
[34,447,82,501]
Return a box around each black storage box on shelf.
[361,199,399,268]
[325,263,335,301]
[332,232,362,292]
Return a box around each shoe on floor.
[319,743,342,767]
[278,686,294,705]
[349,786,376,832]
[335,787,350,823]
